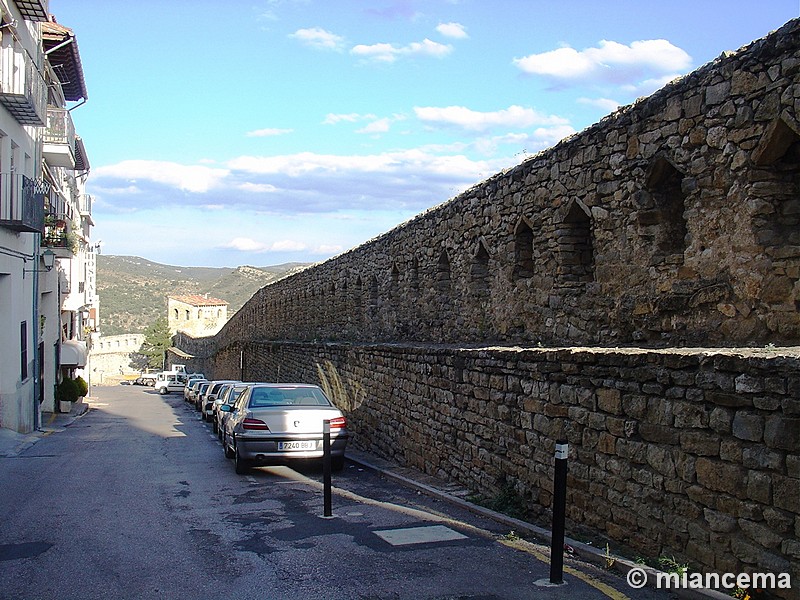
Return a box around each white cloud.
[414,105,570,132]
[351,38,452,63]
[513,39,692,86]
[246,128,293,137]
[323,112,377,125]
[290,27,345,51]
[220,237,307,253]
[93,160,229,193]
[436,22,468,39]
[577,97,622,112]
[357,118,393,134]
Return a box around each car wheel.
[331,455,345,472]
[234,445,250,474]
[223,434,235,459]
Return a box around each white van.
[155,372,186,395]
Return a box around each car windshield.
[248,387,330,407]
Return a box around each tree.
[139,317,171,370]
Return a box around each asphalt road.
[0,385,678,600]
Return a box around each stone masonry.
[172,19,800,595]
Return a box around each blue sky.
[49,0,798,268]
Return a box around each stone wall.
[209,341,799,593]
[176,19,800,595]
[213,19,800,350]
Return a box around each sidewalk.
[0,399,90,458]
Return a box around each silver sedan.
[220,383,348,474]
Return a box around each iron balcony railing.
[0,44,47,126]
[43,106,77,166]
[0,173,46,233]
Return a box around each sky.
[48,0,799,268]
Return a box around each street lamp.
[23,248,56,277]
[41,248,55,271]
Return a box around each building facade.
[167,294,228,338]
[89,334,145,385]
[0,2,94,433]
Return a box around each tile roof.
[169,294,228,307]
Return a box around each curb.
[345,451,734,600]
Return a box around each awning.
[61,340,87,367]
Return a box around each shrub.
[55,378,80,403]
[74,376,89,397]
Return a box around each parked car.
[213,382,255,437]
[155,373,185,395]
[220,383,349,474]
[134,373,157,386]
[184,377,207,402]
[193,381,213,411]
[201,380,240,421]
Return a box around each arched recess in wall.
[436,250,452,293]
[643,154,687,260]
[513,218,535,281]
[354,276,364,323]
[751,116,800,248]
[558,199,594,283]
[390,263,400,298]
[470,239,491,297]
[410,257,420,294]
[368,275,379,316]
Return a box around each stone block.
[695,457,746,496]
[732,412,765,442]
[764,416,800,451]
[773,475,800,513]
[597,387,622,414]
[680,430,721,456]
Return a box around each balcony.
[0,47,46,126]
[13,0,49,22]
[43,107,77,168]
[0,173,45,233]
[43,221,77,258]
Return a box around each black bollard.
[323,420,332,517]
[549,440,568,584]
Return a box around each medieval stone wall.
[176,19,800,593]
[213,19,800,350]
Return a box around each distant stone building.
[168,294,228,337]
[89,333,145,384]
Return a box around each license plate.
[278,441,316,451]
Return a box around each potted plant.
[55,377,80,413]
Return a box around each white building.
[90,334,145,385]
[0,2,93,434]
[168,294,229,337]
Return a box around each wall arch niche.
[558,200,594,283]
[640,155,687,262]
[513,219,535,281]
[751,116,800,248]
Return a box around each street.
[1,385,673,600]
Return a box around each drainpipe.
[30,232,41,430]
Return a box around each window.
[20,321,28,380]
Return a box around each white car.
[155,373,185,395]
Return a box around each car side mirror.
[220,405,231,412]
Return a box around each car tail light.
[243,418,269,431]
[329,416,346,430]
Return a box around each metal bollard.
[549,440,568,584]
[323,419,332,517]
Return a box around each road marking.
[500,538,632,600]
[374,525,468,546]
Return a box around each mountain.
[96,255,308,336]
